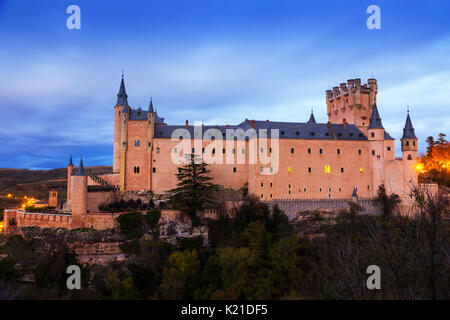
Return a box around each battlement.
[326,78,378,127]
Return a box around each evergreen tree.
[167,154,220,225]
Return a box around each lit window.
[324,165,331,173]
[288,167,292,173]
[360,167,364,174]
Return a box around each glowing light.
[6,194,12,198]
[415,163,423,172]
[360,167,364,174]
[324,165,331,173]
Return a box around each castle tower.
[326,78,377,130]
[71,158,87,229]
[367,104,385,195]
[67,154,74,202]
[119,102,130,191]
[401,111,418,188]
[49,190,58,208]
[113,75,128,173]
[147,98,156,190]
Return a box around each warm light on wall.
[288,167,292,173]
[360,167,364,174]
[324,165,330,173]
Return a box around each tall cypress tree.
[167,154,220,225]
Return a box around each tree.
[117,213,143,239]
[167,154,220,226]
[374,184,400,219]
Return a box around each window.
[304,188,307,192]
[134,139,140,147]
[291,148,294,154]
[260,147,264,153]
[413,141,416,146]
[270,182,272,187]
[288,167,292,173]
[377,155,381,160]
[324,165,331,173]
[360,167,364,174]
[371,132,375,138]
[202,148,205,154]
[372,150,375,156]
[407,154,412,160]
[320,148,323,154]
[320,188,322,192]
[270,194,273,198]
[308,167,311,173]
[260,167,264,173]
[269,147,272,154]
[133,166,140,174]
[329,188,332,192]
[232,148,235,154]
[242,149,245,154]
[387,146,391,151]
[233,167,236,173]
[261,194,264,198]
[308,148,311,154]
[341,167,344,173]
[288,190,291,194]
[339,188,341,192]
[337,148,340,155]
[270,167,273,173]
[212,148,215,154]
[261,182,264,187]
[288,184,291,188]
[281,131,285,135]
[222,148,225,154]
[152,167,156,173]
[406,141,409,147]
[156,148,160,153]
[192,148,195,153]
[358,149,362,155]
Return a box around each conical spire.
[352,187,358,197]
[368,103,384,129]
[116,74,128,107]
[68,153,73,167]
[307,111,316,124]
[401,111,417,139]
[148,97,155,113]
[76,157,87,176]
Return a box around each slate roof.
[401,113,417,139]
[75,157,87,176]
[128,107,165,124]
[307,113,316,124]
[116,76,128,107]
[153,120,369,141]
[368,104,384,129]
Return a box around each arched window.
[407,154,412,160]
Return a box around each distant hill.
[0,166,112,210]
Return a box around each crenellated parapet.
[326,78,377,128]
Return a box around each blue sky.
[0,0,449,169]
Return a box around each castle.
[3,76,420,232]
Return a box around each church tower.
[113,75,128,173]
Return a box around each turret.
[307,110,316,124]
[367,104,385,195]
[71,157,87,229]
[401,111,418,161]
[147,98,156,190]
[113,74,128,173]
[119,100,129,191]
[67,154,74,202]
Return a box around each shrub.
[117,213,143,239]
[144,209,161,229]
[119,240,140,255]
